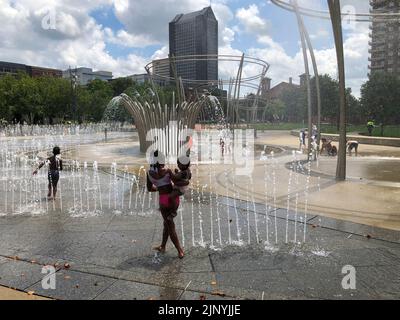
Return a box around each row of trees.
[0,71,399,127]
[246,72,399,127]
[0,73,151,125]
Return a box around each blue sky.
[0,0,371,96]
[90,1,334,59]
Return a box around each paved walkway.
[258,130,400,157]
[0,199,399,300]
[0,167,399,300]
[1,130,399,300]
[253,131,400,231]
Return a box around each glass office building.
[169,6,218,86]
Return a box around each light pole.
[69,67,78,124]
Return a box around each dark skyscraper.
[369,0,400,74]
[169,6,218,85]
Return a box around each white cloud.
[0,0,236,79]
[236,4,269,35]
[310,29,329,40]
[112,0,232,44]
[105,28,158,48]
[151,46,169,60]
[0,0,147,77]
[242,0,370,97]
[0,0,370,97]
[248,28,369,97]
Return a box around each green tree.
[13,74,42,124]
[346,88,362,124]
[281,87,306,122]
[311,74,339,122]
[37,77,72,124]
[110,77,135,96]
[0,74,18,122]
[360,72,400,133]
[310,74,360,126]
[262,99,286,122]
[82,79,114,122]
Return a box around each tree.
[281,87,306,122]
[310,74,360,126]
[311,74,339,122]
[14,74,42,124]
[346,88,362,124]
[37,77,71,123]
[0,74,18,122]
[360,72,400,133]
[110,77,135,96]
[262,99,286,122]
[83,79,114,122]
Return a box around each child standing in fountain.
[33,146,63,200]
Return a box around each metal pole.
[74,67,77,123]
[233,54,245,128]
[298,16,322,153]
[292,0,312,160]
[328,0,347,181]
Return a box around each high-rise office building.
[368,0,400,74]
[169,6,218,86]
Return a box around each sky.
[0,0,371,97]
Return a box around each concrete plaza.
[0,130,399,300]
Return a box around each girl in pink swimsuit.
[147,156,184,259]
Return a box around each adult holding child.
[146,150,187,259]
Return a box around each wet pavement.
[0,170,399,300]
[1,130,400,300]
[313,157,400,183]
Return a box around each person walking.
[367,120,374,136]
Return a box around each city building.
[260,74,307,122]
[152,58,171,79]
[27,66,62,78]
[0,61,28,77]
[368,0,400,74]
[128,72,169,87]
[0,61,62,78]
[261,76,303,101]
[169,6,218,86]
[128,73,152,84]
[62,67,113,85]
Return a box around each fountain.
[0,54,324,255]
[104,54,270,159]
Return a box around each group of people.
[299,127,359,157]
[320,139,359,157]
[298,125,319,154]
[33,147,191,260]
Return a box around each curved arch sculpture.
[109,54,270,157]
